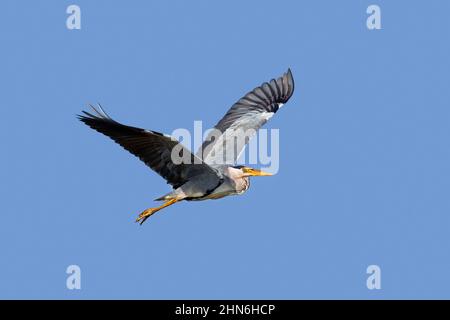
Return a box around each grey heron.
[78,69,294,224]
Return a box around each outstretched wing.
[78,105,221,189]
[197,69,294,165]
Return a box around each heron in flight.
[78,69,294,224]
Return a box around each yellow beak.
[243,167,273,177]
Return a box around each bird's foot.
[135,199,178,225]
[136,208,157,225]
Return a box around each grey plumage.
[78,69,295,224]
[78,104,222,190]
[199,69,294,165]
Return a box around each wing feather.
[198,69,294,165]
[78,104,220,189]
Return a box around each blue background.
[1,0,449,299]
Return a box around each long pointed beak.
[246,168,273,177]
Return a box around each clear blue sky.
[1,0,449,299]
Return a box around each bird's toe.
[135,208,154,224]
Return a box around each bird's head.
[235,166,273,177]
